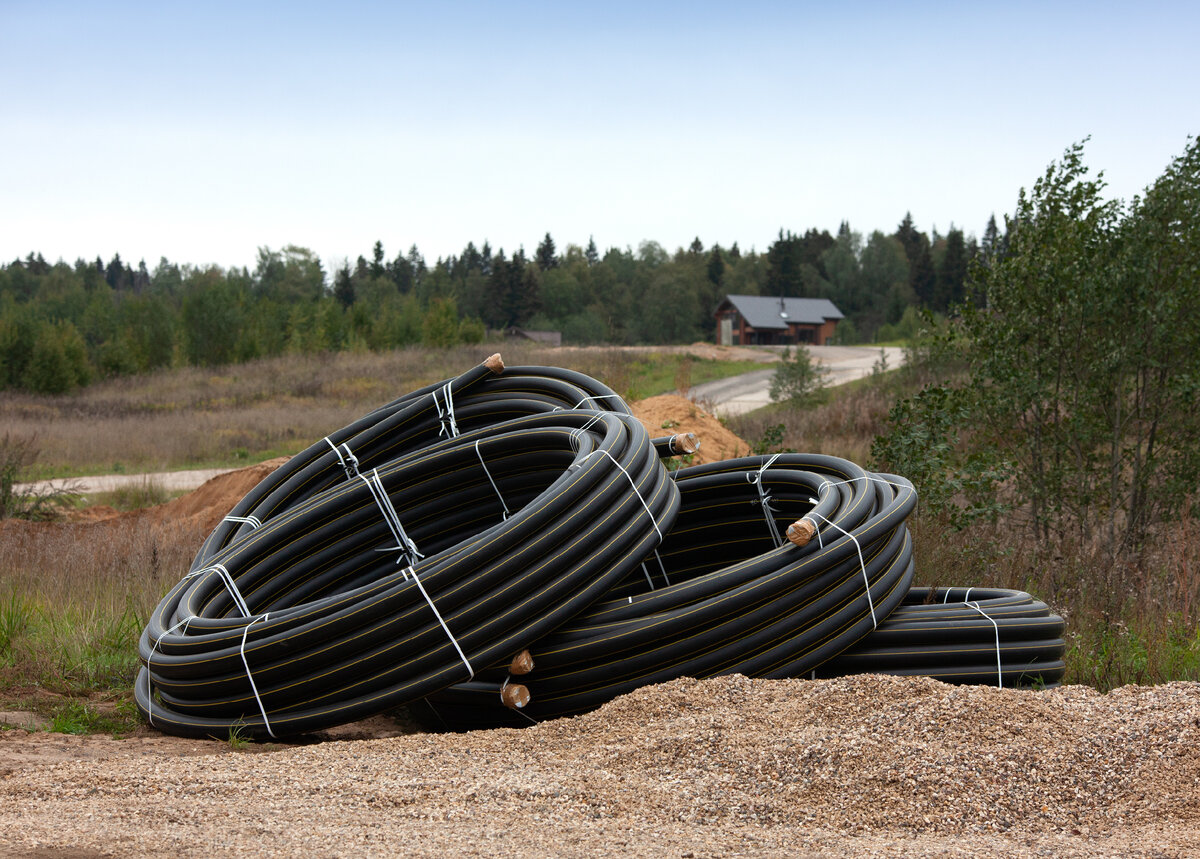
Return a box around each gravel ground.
[2,673,1198,858]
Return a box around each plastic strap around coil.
[240,613,275,738]
[434,382,459,438]
[964,600,1003,688]
[639,551,672,591]
[555,393,630,413]
[945,586,974,605]
[223,515,262,530]
[578,448,663,543]
[800,507,877,628]
[145,614,195,728]
[324,436,360,479]
[474,438,510,520]
[747,454,784,547]
[359,468,424,567]
[401,565,473,680]
[185,562,251,618]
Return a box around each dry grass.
[727,379,896,464]
[1,345,676,477]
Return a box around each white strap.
[653,549,671,586]
[800,509,876,628]
[567,411,608,453]
[639,552,671,590]
[474,439,510,520]
[223,515,262,530]
[555,393,630,412]
[965,600,1003,688]
[401,565,473,680]
[240,613,276,738]
[145,614,195,727]
[360,468,424,567]
[190,562,251,618]
[434,382,459,438]
[324,437,360,479]
[747,455,784,547]
[578,449,662,542]
[945,586,974,605]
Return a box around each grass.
[49,699,141,736]
[94,477,176,511]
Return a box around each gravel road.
[690,346,905,416]
[3,673,1198,858]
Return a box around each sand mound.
[143,456,291,531]
[631,394,750,464]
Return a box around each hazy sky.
[3,1,1196,273]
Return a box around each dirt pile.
[140,456,291,532]
[631,394,750,464]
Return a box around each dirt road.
[690,345,905,416]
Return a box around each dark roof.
[718,295,844,330]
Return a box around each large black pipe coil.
[192,356,640,567]
[135,358,681,739]
[420,453,919,729]
[813,586,1066,688]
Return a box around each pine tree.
[585,236,599,266]
[706,246,725,286]
[536,233,558,271]
[334,262,356,309]
[370,241,386,280]
[934,227,968,311]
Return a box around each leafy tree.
[876,138,1200,556]
[26,321,90,393]
[181,271,245,366]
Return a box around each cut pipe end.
[509,649,534,675]
[786,518,817,547]
[501,683,531,709]
[671,433,700,455]
[484,353,505,374]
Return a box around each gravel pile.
[3,673,1199,857]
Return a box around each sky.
[3,1,1197,274]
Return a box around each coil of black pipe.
[812,586,1066,688]
[193,355,641,567]
[135,359,681,739]
[420,453,918,730]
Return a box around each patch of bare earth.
[2,675,1199,857]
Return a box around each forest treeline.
[0,215,994,393]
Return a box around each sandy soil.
[2,675,1199,857]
